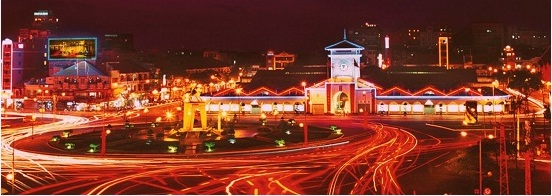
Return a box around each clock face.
[336,59,349,71]
[339,63,348,71]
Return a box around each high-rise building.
[419,26,452,49]
[265,51,295,70]
[471,23,504,63]
[102,33,134,52]
[31,10,59,30]
[348,23,383,67]
[406,29,421,48]
[2,39,14,92]
[13,10,59,84]
[506,26,549,48]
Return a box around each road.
[1,102,548,194]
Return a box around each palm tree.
[62,130,73,138]
[89,143,99,153]
[275,139,285,147]
[64,142,75,150]
[50,135,61,142]
[506,69,543,112]
[167,145,178,153]
[204,141,215,152]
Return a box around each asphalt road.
[1,104,550,195]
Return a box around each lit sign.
[34,12,48,16]
[48,38,97,60]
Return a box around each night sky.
[2,0,550,53]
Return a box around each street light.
[301,82,307,120]
[260,113,267,126]
[492,80,499,121]
[152,89,159,103]
[461,131,493,195]
[30,115,36,139]
[8,120,16,194]
[165,111,174,122]
[236,88,242,116]
[218,103,227,132]
[300,122,308,145]
[362,91,368,130]
[101,124,112,156]
[273,110,279,124]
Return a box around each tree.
[204,141,215,152]
[89,143,99,153]
[64,142,76,150]
[62,130,73,138]
[50,135,61,142]
[275,139,285,147]
[506,69,543,112]
[544,105,551,120]
[276,117,288,133]
[445,139,499,177]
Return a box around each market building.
[204,34,510,117]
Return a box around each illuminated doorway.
[332,91,350,114]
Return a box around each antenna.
[343,29,347,40]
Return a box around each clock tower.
[304,30,374,115]
[325,30,364,81]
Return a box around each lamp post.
[8,124,16,194]
[259,113,267,126]
[492,80,499,121]
[461,131,493,195]
[300,122,308,145]
[30,114,36,139]
[236,88,242,116]
[101,124,112,156]
[362,91,368,130]
[301,82,307,120]
[273,110,279,124]
[218,107,227,131]
[152,89,159,103]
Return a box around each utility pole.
[498,124,510,195]
[52,95,57,123]
[525,151,532,195]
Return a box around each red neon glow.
[411,86,447,96]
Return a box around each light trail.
[2,107,467,195]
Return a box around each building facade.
[265,51,295,70]
[203,34,509,118]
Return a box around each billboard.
[48,38,97,60]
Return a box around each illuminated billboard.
[48,38,97,60]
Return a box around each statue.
[189,86,203,103]
[182,85,207,131]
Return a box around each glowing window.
[412,104,424,112]
[448,105,459,112]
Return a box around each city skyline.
[2,0,550,53]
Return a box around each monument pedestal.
[180,91,209,154]
[180,131,203,154]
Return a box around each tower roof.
[53,61,106,77]
[324,37,365,50]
